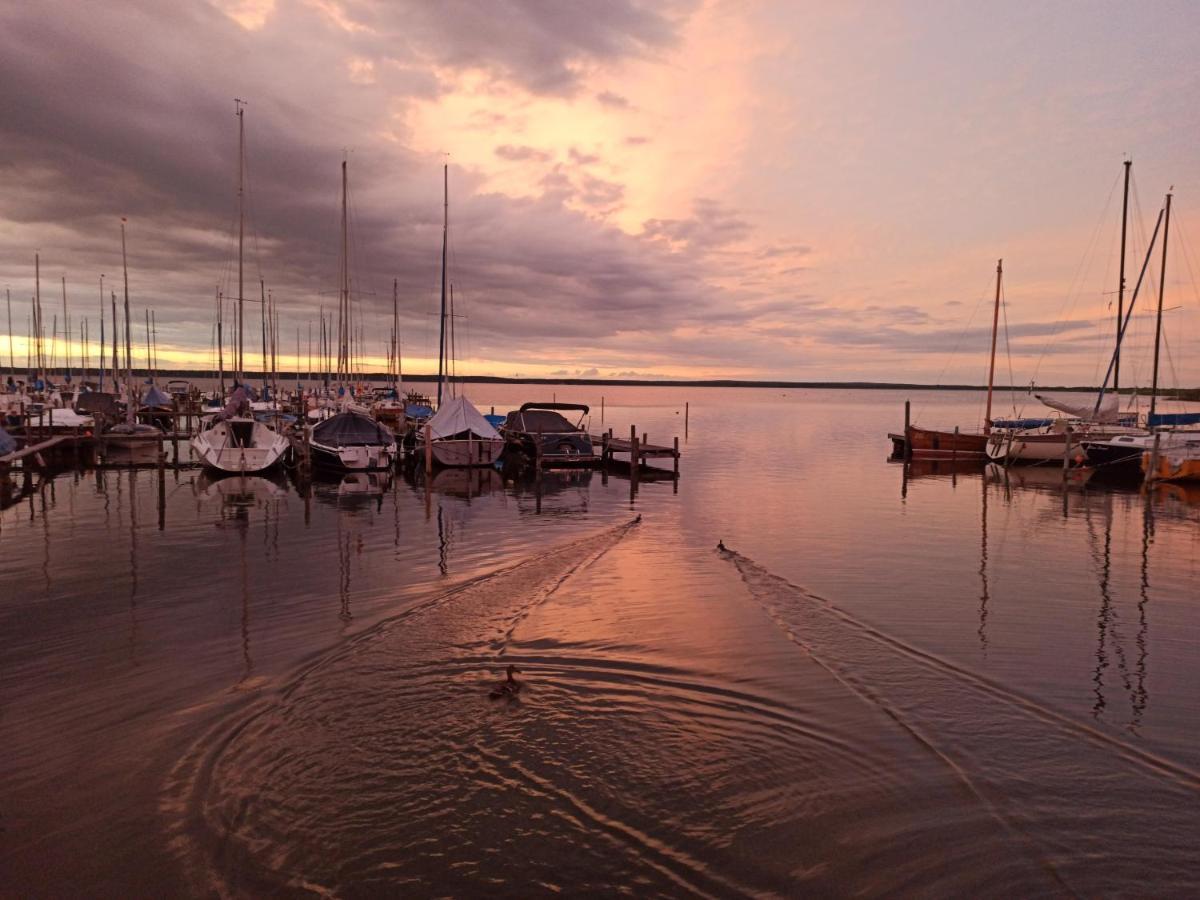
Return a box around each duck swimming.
[488,664,523,701]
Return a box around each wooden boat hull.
[894,426,988,459]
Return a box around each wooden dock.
[597,426,681,478]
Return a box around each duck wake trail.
[720,546,1200,897]
[163,517,755,899]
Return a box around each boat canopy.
[428,395,501,441]
[503,408,580,434]
[313,410,395,446]
[1035,393,1121,423]
[519,402,589,414]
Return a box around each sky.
[1,0,1199,386]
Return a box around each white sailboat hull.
[430,437,504,467]
[191,417,289,473]
[986,426,1140,463]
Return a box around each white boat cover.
[427,395,502,441]
[1035,393,1121,424]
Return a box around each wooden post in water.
[424,422,432,475]
[673,436,679,477]
[952,425,958,463]
[631,433,640,489]
[903,400,912,461]
[1145,431,1161,485]
[157,449,166,530]
[1062,426,1073,478]
[535,427,543,470]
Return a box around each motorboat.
[500,403,596,463]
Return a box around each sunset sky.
[2,1,1198,385]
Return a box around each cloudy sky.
[2,0,1198,385]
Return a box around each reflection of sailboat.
[193,469,289,503]
[429,466,503,499]
[338,471,392,497]
[897,457,986,480]
[978,473,989,653]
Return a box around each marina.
[4,3,1200,896]
[2,386,1199,897]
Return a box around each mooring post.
[952,425,958,463]
[631,433,640,488]
[1145,431,1161,485]
[673,436,679,477]
[424,422,432,475]
[903,400,912,462]
[1062,426,1073,478]
[536,427,543,470]
[157,451,166,530]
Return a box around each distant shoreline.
[5,367,1196,398]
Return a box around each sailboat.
[308,159,397,471]
[1081,189,1200,478]
[987,163,1151,465]
[422,165,504,468]
[191,101,289,474]
[891,259,1006,458]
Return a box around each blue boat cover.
[0,426,15,456]
[1149,412,1200,427]
[405,404,433,418]
[484,414,506,429]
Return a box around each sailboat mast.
[151,310,157,379]
[110,291,118,387]
[34,253,41,379]
[236,99,246,383]
[339,159,349,385]
[217,290,225,396]
[121,221,132,385]
[260,278,268,390]
[1148,191,1172,423]
[6,287,13,377]
[983,259,1002,435]
[1114,159,1131,395]
[62,276,69,383]
[392,278,399,389]
[97,276,105,392]
[144,308,152,382]
[437,164,448,406]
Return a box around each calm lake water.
[1,385,1198,897]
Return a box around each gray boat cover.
[141,385,172,408]
[313,410,395,446]
[428,395,501,441]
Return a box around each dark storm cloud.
[0,0,781,374]
[332,0,689,95]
